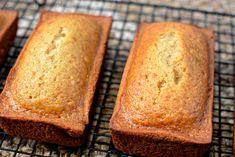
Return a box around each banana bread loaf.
[0,10,112,146]
[0,10,18,64]
[110,22,214,156]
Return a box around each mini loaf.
[0,10,112,146]
[0,10,18,64]
[110,22,214,157]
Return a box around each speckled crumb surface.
[0,0,234,157]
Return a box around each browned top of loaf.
[12,15,101,116]
[110,22,214,143]
[0,11,112,136]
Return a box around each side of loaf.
[0,10,112,146]
[0,10,18,65]
[110,22,214,156]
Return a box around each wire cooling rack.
[0,0,235,157]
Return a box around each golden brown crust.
[13,15,101,116]
[0,10,18,64]
[110,22,214,156]
[0,10,112,146]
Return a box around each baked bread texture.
[0,10,18,64]
[110,22,214,157]
[0,10,112,146]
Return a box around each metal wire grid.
[0,0,234,156]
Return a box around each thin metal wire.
[33,0,46,7]
[0,0,234,157]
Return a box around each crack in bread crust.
[11,16,101,116]
[123,23,209,136]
